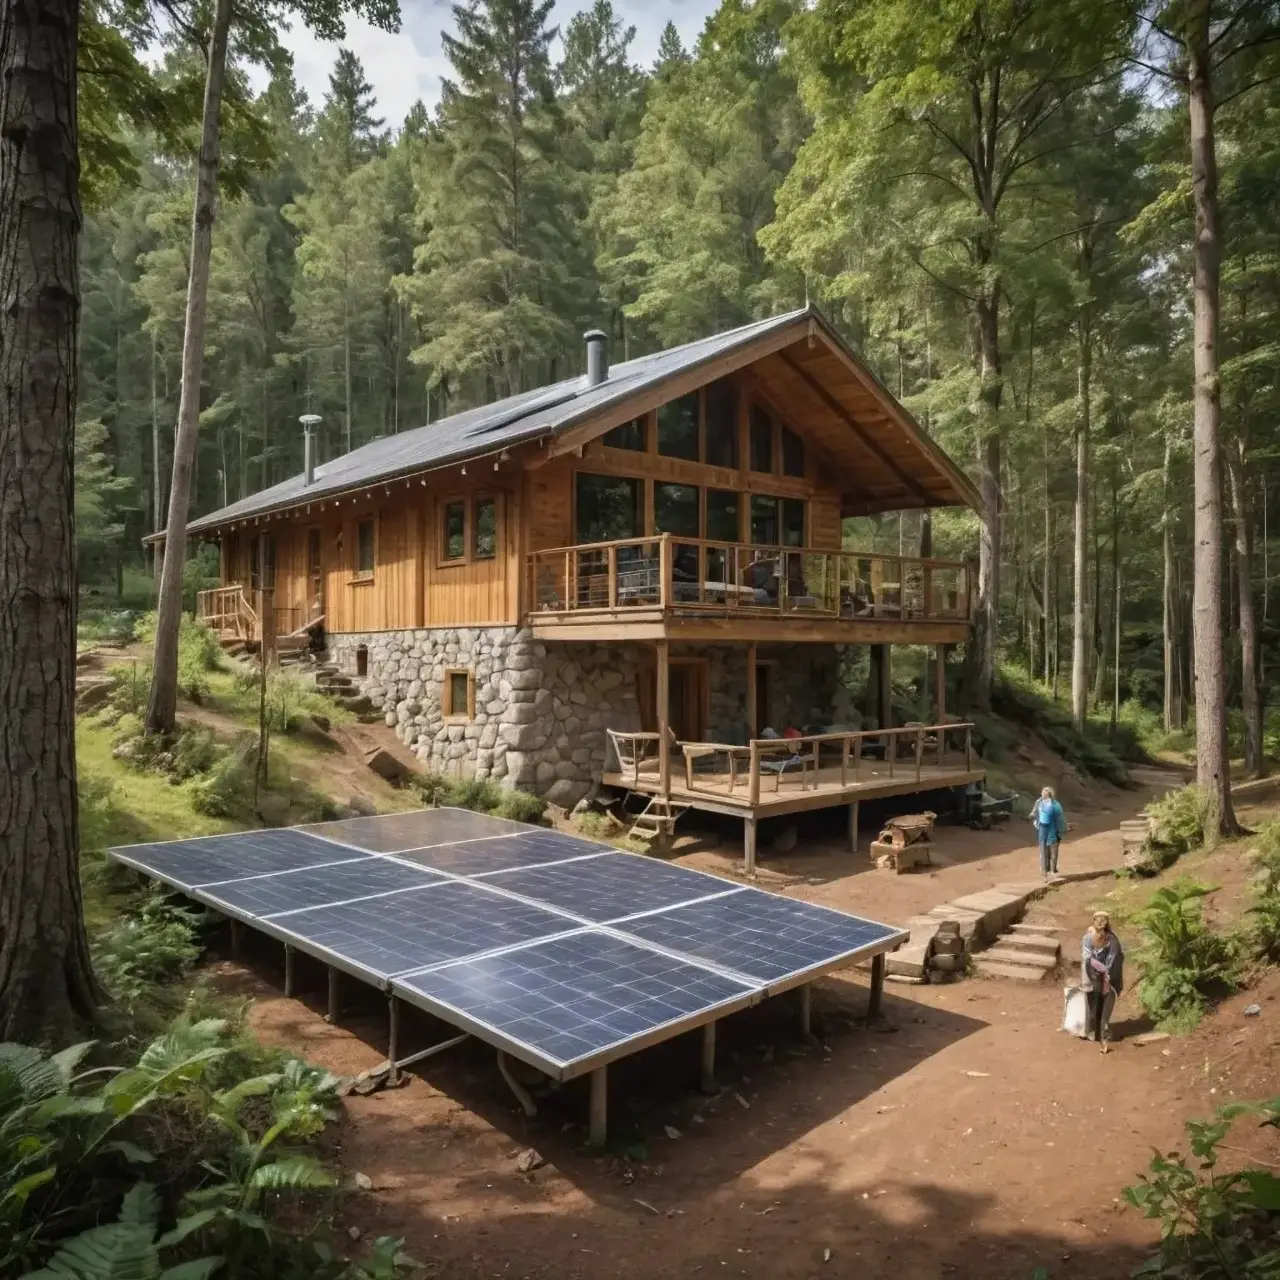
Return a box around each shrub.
[493,788,547,824]
[1147,784,1210,858]
[1135,880,1241,1031]
[1124,1097,1280,1276]
[191,734,258,820]
[1245,823,1280,964]
[91,890,205,1014]
[170,726,223,781]
[134,612,223,703]
[444,776,503,813]
[418,772,452,807]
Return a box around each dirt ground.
[209,768,1280,1280]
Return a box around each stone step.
[1010,921,1060,936]
[973,957,1055,982]
[997,933,1060,958]
[977,945,1058,974]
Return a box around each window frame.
[443,668,475,722]
[438,497,468,566]
[473,494,498,561]
[573,471,645,545]
[352,519,375,583]
[437,493,501,567]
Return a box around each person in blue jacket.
[1030,785,1067,877]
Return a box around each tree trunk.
[969,293,1002,710]
[1227,438,1263,777]
[0,0,100,1039]
[1071,315,1091,729]
[145,0,233,736]
[1186,4,1240,834]
[1111,474,1121,731]
[150,329,161,582]
[1162,429,1180,732]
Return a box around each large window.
[750,406,774,473]
[781,426,806,477]
[441,500,466,562]
[657,392,699,461]
[575,472,643,543]
[706,489,740,542]
[354,521,374,578]
[654,482,700,537]
[704,380,738,468]
[750,496,806,547]
[604,417,646,451]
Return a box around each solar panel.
[486,852,744,923]
[199,857,445,920]
[395,930,755,1078]
[300,807,524,853]
[611,888,906,989]
[394,829,608,876]
[266,880,575,982]
[111,829,369,892]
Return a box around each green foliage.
[492,789,547,824]
[1135,881,1241,1031]
[1124,1097,1280,1276]
[91,892,205,1014]
[1245,824,1280,964]
[418,773,546,825]
[1146,785,1211,859]
[133,616,222,704]
[190,736,260,821]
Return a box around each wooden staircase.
[628,796,690,848]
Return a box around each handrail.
[527,535,970,623]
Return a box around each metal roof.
[183,307,975,536]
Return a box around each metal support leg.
[497,1050,537,1117]
[700,1021,718,1095]
[798,983,812,1038]
[744,815,757,875]
[229,919,243,959]
[848,801,860,854]
[326,967,341,1023]
[868,953,885,1021]
[283,944,296,997]
[387,995,401,1086]
[588,1065,608,1149]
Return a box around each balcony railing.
[527,534,970,623]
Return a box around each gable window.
[474,496,497,559]
[354,521,375,579]
[441,500,466,562]
[604,418,646,451]
[575,472,643,543]
[704,380,738,468]
[706,489,740,543]
[781,426,806,477]
[750,406,774,473]
[443,668,475,721]
[657,392,699,461]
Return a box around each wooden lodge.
[172,308,985,861]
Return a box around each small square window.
[781,426,806,477]
[355,521,374,578]
[750,406,774,473]
[604,418,646,451]
[474,496,497,559]
[444,669,474,720]
[441,500,466,561]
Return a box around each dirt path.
[217,764,1279,1279]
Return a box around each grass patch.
[418,772,548,824]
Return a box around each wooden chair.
[607,727,677,786]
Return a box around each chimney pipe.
[584,329,608,387]
[300,414,322,486]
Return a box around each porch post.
[743,814,757,875]
[935,643,947,723]
[746,643,757,738]
[656,639,671,799]
[877,643,892,730]
[848,800,859,854]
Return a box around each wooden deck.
[604,759,985,819]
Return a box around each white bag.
[1061,985,1088,1037]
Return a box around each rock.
[347,1226,362,1242]
[310,712,332,733]
[75,680,113,712]
[664,1125,682,1140]
[347,791,377,817]
[1133,1031,1172,1046]
[351,1172,373,1191]
[365,746,417,785]
[1244,1003,1262,1017]
[515,1148,544,1173]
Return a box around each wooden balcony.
[196,585,322,657]
[525,534,972,644]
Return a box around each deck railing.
[527,533,970,623]
[196,585,258,641]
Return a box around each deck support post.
[326,967,341,1023]
[283,944,296,997]
[229,919,243,959]
[700,1022,718,1094]
[868,953,886,1021]
[743,814,757,875]
[876,643,892,731]
[848,800,859,854]
[656,639,671,799]
[746,643,757,738]
[588,1065,608,1149]
[934,643,947,724]
[798,983,812,1039]
[387,995,401,1086]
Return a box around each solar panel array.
[110,808,905,1080]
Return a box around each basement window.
[443,669,474,721]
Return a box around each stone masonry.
[328,628,859,809]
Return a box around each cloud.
[265,0,721,131]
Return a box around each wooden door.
[755,663,772,733]
[669,660,708,743]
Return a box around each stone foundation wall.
[328,628,644,809]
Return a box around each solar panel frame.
[392,829,612,877]
[298,806,529,853]
[392,930,758,1081]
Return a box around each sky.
[272,0,723,131]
